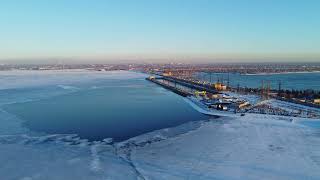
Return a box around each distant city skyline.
[1,0,320,63]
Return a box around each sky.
[0,0,320,63]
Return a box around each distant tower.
[267,81,271,99]
[261,80,264,98]
[278,81,282,93]
[227,73,230,88]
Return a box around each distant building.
[314,99,320,104]
[214,82,227,91]
[162,72,173,76]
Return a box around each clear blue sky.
[1,0,319,63]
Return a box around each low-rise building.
[214,82,227,91]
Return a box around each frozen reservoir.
[1,70,208,141]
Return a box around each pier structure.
[146,77,192,97]
[161,76,219,94]
[146,74,220,97]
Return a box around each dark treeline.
[278,89,320,99]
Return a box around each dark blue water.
[3,76,208,142]
[197,72,320,90]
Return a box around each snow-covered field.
[128,114,320,180]
[225,91,261,105]
[0,70,320,180]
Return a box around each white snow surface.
[129,114,320,180]
[225,91,261,105]
[0,70,319,180]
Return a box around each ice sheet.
[0,70,319,180]
[130,114,320,180]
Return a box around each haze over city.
[1,0,320,63]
